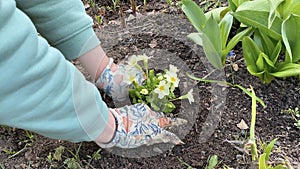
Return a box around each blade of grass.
[249,85,258,161]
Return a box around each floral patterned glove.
[95,58,144,104]
[96,103,187,149]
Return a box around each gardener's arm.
[0,0,114,143]
[15,0,112,82]
[15,0,142,102]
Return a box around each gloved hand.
[96,103,187,149]
[95,58,144,105]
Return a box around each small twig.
[202,69,217,79]
[82,160,97,169]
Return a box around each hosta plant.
[125,54,194,113]
[181,0,300,83]
[180,0,252,70]
[235,0,300,83]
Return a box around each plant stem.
[250,85,258,161]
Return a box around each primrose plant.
[124,54,194,113]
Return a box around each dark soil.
[0,0,299,169]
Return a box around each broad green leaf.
[264,138,278,161]
[188,33,223,69]
[205,7,229,23]
[277,0,292,19]
[277,0,300,19]
[203,16,222,55]
[242,36,261,67]
[247,65,261,76]
[228,0,238,12]
[219,13,233,49]
[268,0,284,28]
[181,0,206,32]
[282,14,300,63]
[229,0,250,12]
[261,52,275,68]
[291,2,300,15]
[271,63,300,77]
[256,53,265,72]
[270,41,282,63]
[259,30,276,56]
[259,153,267,169]
[253,30,264,51]
[223,27,253,57]
[233,0,282,40]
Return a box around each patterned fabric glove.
[96,103,187,149]
[95,58,144,104]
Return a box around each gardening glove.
[96,103,187,149]
[95,58,144,104]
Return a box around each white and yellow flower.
[123,69,138,84]
[154,80,170,99]
[169,64,179,74]
[164,71,180,87]
[127,55,140,66]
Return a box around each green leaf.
[54,146,65,161]
[188,33,223,69]
[264,138,278,161]
[271,63,300,77]
[223,27,253,57]
[259,153,267,169]
[277,0,299,19]
[270,40,282,63]
[205,7,230,23]
[233,0,282,40]
[282,14,300,63]
[256,53,265,72]
[268,0,284,28]
[181,0,207,32]
[290,2,300,15]
[249,85,258,161]
[261,52,275,68]
[206,155,218,169]
[162,102,175,113]
[255,30,276,57]
[228,0,237,12]
[228,0,250,12]
[203,16,222,55]
[242,36,261,68]
[219,13,233,49]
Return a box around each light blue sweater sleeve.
[15,0,100,60]
[0,0,108,142]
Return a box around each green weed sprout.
[126,54,194,113]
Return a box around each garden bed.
[0,0,299,168]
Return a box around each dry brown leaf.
[233,63,239,71]
[237,119,249,130]
[149,39,158,48]
[84,4,90,9]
